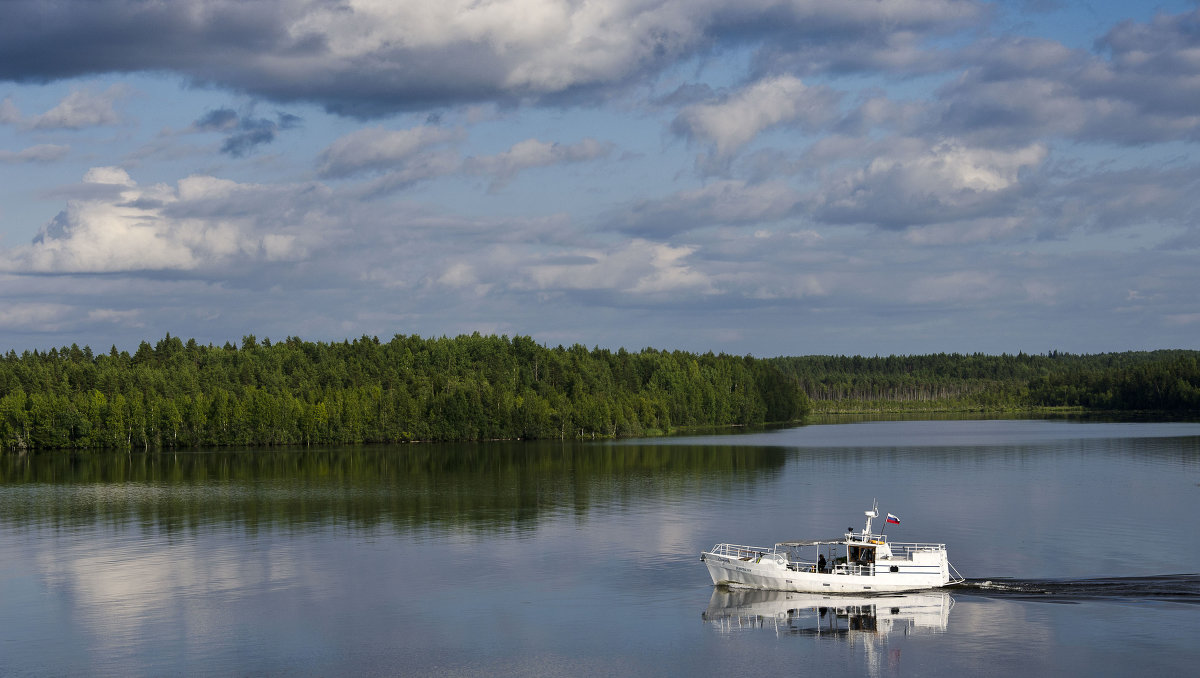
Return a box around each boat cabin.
[775,508,902,577]
[848,543,875,566]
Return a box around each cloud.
[192,108,302,156]
[812,141,1047,229]
[800,136,1200,243]
[0,302,75,329]
[29,85,129,130]
[0,302,140,332]
[0,88,123,131]
[901,217,1032,245]
[750,20,962,79]
[1097,7,1200,118]
[354,152,463,197]
[907,270,999,305]
[610,180,801,237]
[0,144,70,163]
[464,138,614,191]
[346,211,575,295]
[0,0,987,116]
[937,10,1200,145]
[673,75,840,158]
[836,95,929,137]
[316,125,462,178]
[1036,165,1200,235]
[1165,313,1200,327]
[319,130,613,193]
[193,108,239,132]
[1,167,333,274]
[0,96,20,124]
[516,239,714,296]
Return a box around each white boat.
[701,501,963,593]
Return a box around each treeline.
[1026,354,1200,410]
[770,350,1200,412]
[0,334,809,451]
[2,337,1195,451]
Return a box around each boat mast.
[863,498,878,539]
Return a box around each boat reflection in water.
[702,586,953,638]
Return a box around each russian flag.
[886,513,900,525]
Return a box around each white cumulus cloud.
[0,168,331,274]
[814,140,1047,229]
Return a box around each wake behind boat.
[701,501,964,593]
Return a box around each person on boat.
[818,554,826,573]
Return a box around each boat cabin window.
[847,545,875,565]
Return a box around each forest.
[1,334,1197,452]
[0,333,808,451]
[771,350,1200,413]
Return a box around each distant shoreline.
[3,336,1197,452]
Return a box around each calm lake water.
[1,418,1198,676]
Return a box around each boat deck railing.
[847,533,946,549]
[706,543,778,560]
[886,542,947,558]
[707,541,947,565]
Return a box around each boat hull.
[702,551,950,593]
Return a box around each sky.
[1,0,1198,358]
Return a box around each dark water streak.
[955,574,1200,603]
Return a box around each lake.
[1,418,1198,676]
